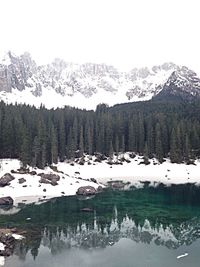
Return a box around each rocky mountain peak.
[155,66,200,101]
[0,51,199,109]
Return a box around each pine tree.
[32,136,40,167]
[51,126,58,164]
[66,127,75,159]
[115,135,119,155]
[120,135,125,153]
[20,127,31,167]
[58,114,66,162]
[138,113,145,154]
[155,123,164,162]
[109,140,114,159]
[79,126,84,156]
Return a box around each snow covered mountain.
[0,51,200,109]
[154,66,200,101]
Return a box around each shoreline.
[0,154,200,208]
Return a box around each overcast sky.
[1,0,200,72]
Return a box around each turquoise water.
[2,184,200,267]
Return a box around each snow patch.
[12,234,24,240]
[0,243,5,251]
[0,256,5,266]
[0,154,200,207]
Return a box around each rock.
[39,174,59,186]
[119,157,126,162]
[78,158,85,165]
[76,186,96,196]
[94,153,107,162]
[43,189,46,192]
[107,181,125,189]
[0,233,15,256]
[16,167,30,174]
[18,178,26,184]
[50,165,58,172]
[90,178,97,183]
[74,150,83,158]
[129,153,136,159]
[97,186,103,192]
[51,180,58,186]
[0,173,15,187]
[39,178,51,184]
[30,171,37,175]
[112,182,125,189]
[0,197,14,206]
[40,174,60,181]
[38,172,45,176]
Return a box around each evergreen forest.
[0,99,200,168]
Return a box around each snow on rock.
[11,234,24,240]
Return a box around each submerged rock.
[0,173,15,187]
[80,208,93,212]
[76,186,96,196]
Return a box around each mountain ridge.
[0,51,200,109]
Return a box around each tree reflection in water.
[1,184,200,261]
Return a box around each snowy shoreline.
[0,154,200,207]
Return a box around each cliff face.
[0,52,37,93]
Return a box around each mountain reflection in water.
[1,184,200,263]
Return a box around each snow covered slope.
[155,66,200,101]
[0,52,199,109]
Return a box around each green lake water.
[2,184,200,267]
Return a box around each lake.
[2,184,200,267]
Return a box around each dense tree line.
[0,100,200,168]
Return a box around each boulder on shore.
[18,178,26,184]
[76,186,96,196]
[0,197,14,206]
[0,173,15,187]
[39,174,60,186]
[40,173,60,181]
